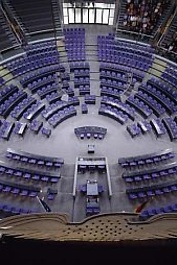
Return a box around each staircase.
[51,0,63,38]
[116,0,127,32]
[4,0,31,44]
[0,10,18,48]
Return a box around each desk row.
[118,149,174,169]
[6,148,64,168]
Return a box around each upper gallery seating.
[7,0,54,34]
[119,0,172,37]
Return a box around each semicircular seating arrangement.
[0,15,177,227]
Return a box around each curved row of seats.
[139,84,177,115]
[74,126,107,140]
[135,90,166,117]
[41,96,79,120]
[118,149,174,169]
[6,148,64,168]
[126,177,177,200]
[100,86,123,99]
[123,161,177,184]
[0,160,60,184]
[0,177,41,197]
[139,202,177,221]
[20,65,65,87]
[48,106,77,128]
[0,90,27,119]
[126,95,153,118]
[101,96,135,121]
[98,104,129,125]
[0,203,38,216]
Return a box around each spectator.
[123,0,170,35]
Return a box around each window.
[68,8,74,23]
[96,9,102,24]
[63,2,115,25]
[83,8,88,23]
[75,8,81,23]
[89,8,95,23]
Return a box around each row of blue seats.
[67,54,86,62]
[126,95,153,118]
[100,78,127,90]
[6,148,64,168]
[0,119,51,140]
[37,84,57,100]
[127,180,177,200]
[139,85,177,115]
[70,62,90,71]
[0,203,38,216]
[100,62,145,82]
[26,51,59,64]
[11,96,36,120]
[0,84,18,104]
[79,85,90,95]
[101,96,135,121]
[64,27,85,34]
[98,49,153,66]
[162,117,177,141]
[23,101,45,121]
[100,71,128,84]
[100,85,123,98]
[20,65,65,87]
[97,35,154,54]
[148,78,177,100]
[0,90,27,118]
[74,126,107,140]
[8,55,60,76]
[85,95,96,104]
[0,178,41,197]
[127,119,165,138]
[48,106,77,128]
[41,96,79,120]
[74,77,90,87]
[139,203,177,221]
[98,104,129,125]
[98,55,151,71]
[27,73,56,92]
[0,161,60,184]
[25,42,57,54]
[123,162,177,183]
[78,164,106,173]
[74,68,90,77]
[135,90,166,117]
